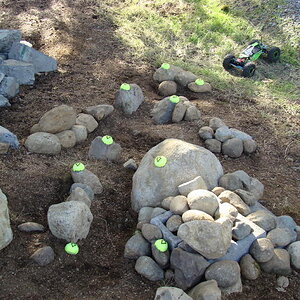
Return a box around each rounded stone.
[135,256,164,281]
[209,118,226,131]
[169,195,189,215]
[198,126,214,140]
[243,139,257,154]
[25,132,61,155]
[158,80,177,96]
[277,276,289,288]
[204,139,221,153]
[211,186,225,196]
[56,130,76,148]
[249,238,275,263]
[246,210,277,232]
[141,223,162,242]
[71,125,88,143]
[161,196,173,210]
[214,202,238,222]
[287,241,300,269]
[75,113,98,133]
[222,138,244,158]
[30,246,55,266]
[215,126,233,142]
[267,228,293,247]
[182,210,214,222]
[166,215,183,232]
[240,254,260,280]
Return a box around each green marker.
[169,95,180,104]
[195,78,205,86]
[154,156,167,168]
[72,162,85,172]
[160,63,170,70]
[65,243,79,255]
[101,135,114,145]
[120,83,131,91]
[155,239,168,252]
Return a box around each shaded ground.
[0,1,299,299]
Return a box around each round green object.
[154,156,167,168]
[72,162,85,172]
[120,83,131,91]
[169,95,180,104]
[160,63,170,70]
[195,78,205,86]
[155,239,168,252]
[65,243,79,255]
[101,135,114,145]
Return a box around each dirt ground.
[0,1,299,299]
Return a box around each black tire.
[248,39,260,45]
[223,54,235,70]
[242,62,256,77]
[266,47,280,62]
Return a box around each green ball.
[120,83,131,91]
[101,135,114,145]
[65,243,79,255]
[155,239,168,252]
[72,162,85,172]
[154,156,167,168]
[169,95,180,103]
[161,63,170,70]
[195,78,205,86]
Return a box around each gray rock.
[18,222,45,232]
[88,136,122,161]
[131,138,223,212]
[123,159,137,170]
[71,169,103,194]
[230,128,253,141]
[138,207,154,224]
[0,77,19,99]
[0,125,19,148]
[170,195,189,215]
[135,256,164,281]
[75,113,98,133]
[211,186,225,196]
[188,280,221,300]
[115,83,144,115]
[0,189,13,250]
[0,30,22,53]
[30,246,55,266]
[0,142,9,154]
[71,125,88,144]
[38,105,77,134]
[267,228,293,247]
[232,221,252,240]
[187,82,212,93]
[220,277,243,295]
[243,139,257,154]
[178,176,207,197]
[0,59,35,85]
[124,232,151,259]
[172,101,187,123]
[246,210,277,232]
[158,80,177,96]
[0,95,10,107]
[47,201,93,242]
[155,287,192,300]
[240,254,260,280]
[187,189,219,216]
[25,132,61,155]
[152,97,176,124]
[170,248,210,290]
[55,130,76,148]
[215,126,233,142]
[214,202,238,222]
[175,71,197,87]
[166,215,182,232]
[209,118,226,131]
[141,223,162,242]
[250,238,274,263]
[184,105,201,121]
[204,139,221,153]
[84,104,114,121]
[276,215,298,242]
[260,248,291,275]
[30,124,41,134]
[151,207,167,219]
[8,42,57,73]
[198,126,214,140]
[151,243,170,268]
[287,241,300,269]
[70,183,94,201]
[222,138,244,158]
[182,210,214,222]
[164,269,175,281]
[277,276,289,288]
[234,189,258,206]
[218,173,243,191]
[153,65,183,82]
[161,196,173,210]
[66,187,92,208]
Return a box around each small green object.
[195,79,205,86]
[65,243,79,255]
[72,162,85,172]
[155,239,168,252]
[101,135,114,145]
[161,63,170,70]
[154,156,167,168]
[169,95,180,103]
[120,83,131,91]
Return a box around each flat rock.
[141,223,162,242]
[240,254,260,280]
[0,188,13,250]
[30,246,55,266]
[75,113,98,133]
[25,132,61,155]
[215,126,233,142]
[124,232,151,259]
[56,130,76,148]
[18,222,45,232]
[166,215,183,232]
[71,169,103,194]
[188,279,221,300]
[175,71,197,87]
[155,287,192,300]
[135,256,164,281]
[83,104,114,121]
[178,176,207,197]
[158,80,177,96]
[246,210,277,232]
[230,128,253,141]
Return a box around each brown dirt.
[0,1,299,299]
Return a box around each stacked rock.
[199,117,257,158]
[153,63,212,96]
[151,95,201,124]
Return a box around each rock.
[182,210,214,222]
[240,254,260,280]
[260,248,291,275]
[151,243,170,268]
[124,232,151,259]
[232,221,252,240]
[211,186,225,196]
[55,130,76,148]
[155,287,192,300]
[123,159,137,170]
[170,248,210,290]
[0,142,9,154]
[70,183,94,201]
[152,97,176,124]
[172,101,187,123]
[188,280,221,300]
[287,241,300,269]
[75,113,98,133]
[0,76,19,99]
[138,207,154,224]
[178,176,207,197]
[166,215,182,232]
[47,201,93,242]
[204,139,221,153]
[234,189,258,206]
[277,276,289,288]
[218,173,243,191]
[170,196,189,215]
[135,256,164,281]
[0,95,10,107]
[267,228,293,247]
[38,105,76,134]
[131,138,223,212]
[243,139,257,154]
[177,218,232,259]
[187,189,219,216]
[276,215,298,242]
[25,132,61,155]
[30,124,41,134]
[115,83,144,115]
[0,30,22,53]
[184,105,201,121]
[209,118,226,131]
[164,269,175,281]
[219,190,251,216]
[84,104,114,121]
[151,207,167,219]
[222,138,244,158]
[153,65,183,82]
[71,169,103,194]
[230,128,253,141]
[215,126,233,142]
[158,80,177,96]
[141,223,162,242]
[214,202,238,222]
[175,71,197,87]
[250,238,274,263]
[198,126,214,140]
[246,210,277,232]
[30,246,55,266]
[161,197,173,210]
[88,136,122,161]
[187,82,212,93]
[9,42,57,73]
[0,125,19,148]
[71,125,88,143]
[18,222,45,232]
[0,189,13,250]
[66,187,92,208]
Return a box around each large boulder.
[0,188,13,250]
[131,139,223,211]
[25,132,61,155]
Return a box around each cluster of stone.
[199,117,257,158]
[151,95,201,124]
[153,63,212,97]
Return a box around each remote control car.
[223,40,281,77]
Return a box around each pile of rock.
[25,104,114,155]
[151,95,201,124]
[153,63,212,97]
[199,117,257,158]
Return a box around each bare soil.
[0,1,299,299]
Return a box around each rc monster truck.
[223,40,281,77]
